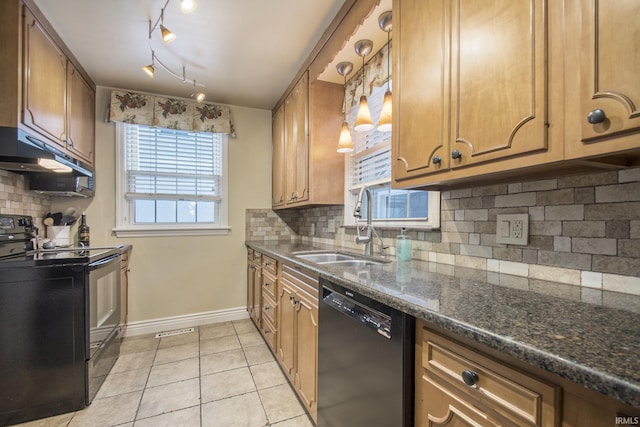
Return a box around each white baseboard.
[123,306,250,337]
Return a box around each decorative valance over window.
[345,40,392,111]
[109,90,236,138]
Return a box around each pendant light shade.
[354,40,374,132]
[337,121,354,153]
[141,64,155,78]
[354,96,375,132]
[377,89,393,132]
[377,11,393,132]
[336,61,354,153]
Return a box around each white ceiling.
[31,0,350,110]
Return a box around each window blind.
[123,125,222,201]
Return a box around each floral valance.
[109,90,236,138]
[345,40,392,111]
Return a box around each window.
[344,83,440,228]
[114,123,229,237]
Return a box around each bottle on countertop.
[396,227,412,262]
[77,213,90,247]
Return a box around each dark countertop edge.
[246,241,640,409]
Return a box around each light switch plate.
[495,214,529,245]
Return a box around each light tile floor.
[15,319,314,427]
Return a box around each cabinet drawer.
[261,315,276,351]
[262,293,277,326]
[262,255,277,275]
[262,270,277,300]
[421,328,558,427]
[281,264,318,299]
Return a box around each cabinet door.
[417,375,500,427]
[570,0,640,156]
[284,74,309,204]
[22,8,66,147]
[272,104,286,207]
[294,293,318,420]
[393,0,449,182]
[449,0,549,169]
[67,64,95,164]
[276,282,296,376]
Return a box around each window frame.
[113,122,230,237]
[342,84,440,230]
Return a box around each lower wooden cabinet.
[120,246,131,332]
[415,321,558,427]
[246,249,262,325]
[277,264,319,422]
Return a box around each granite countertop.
[246,240,640,409]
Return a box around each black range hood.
[0,126,94,177]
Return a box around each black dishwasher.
[318,278,414,427]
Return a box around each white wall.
[52,86,272,322]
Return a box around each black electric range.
[0,214,122,425]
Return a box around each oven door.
[87,253,121,403]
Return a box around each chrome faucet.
[353,186,386,256]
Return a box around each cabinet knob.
[451,150,462,160]
[587,109,606,124]
[432,155,442,165]
[265,282,271,287]
[461,370,479,387]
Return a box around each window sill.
[113,226,231,238]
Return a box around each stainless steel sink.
[295,253,355,263]
[320,259,385,267]
[293,251,388,266]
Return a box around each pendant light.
[141,51,156,78]
[353,39,374,132]
[336,61,354,153]
[377,11,393,132]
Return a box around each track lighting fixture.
[354,39,375,132]
[336,61,354,153]
[142,0,206,100]
[377,11,393,132]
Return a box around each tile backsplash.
[0,170,50,233]
[246,167,640,295]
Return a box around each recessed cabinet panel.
[572,0,640,154]
[393,0,449,180]
[23,8,67,147]
[450,0,548,167]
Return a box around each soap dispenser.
[396,227,412,261]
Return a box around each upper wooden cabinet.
[272,73,344,210]
[66,63,95,164]
[565,0,640,160]
[22,7,67,148]
[284,73,310,205]
[393,0,564,189]
[0,1,96,166]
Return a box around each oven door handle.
[89,254,121,268]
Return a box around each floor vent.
[155,327,195,339]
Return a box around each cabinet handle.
[264,305,271,311]
[461,370,479,387]
[432,155,442,165]
[265,281,271,287]
[587,109,606,124]
[451,150,462,160]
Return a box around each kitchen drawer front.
[262,293,277,326]
[262,270,277,301]
[262,255,277,275]
[260,315,276,351]
[421,328,558,427]
[281,264,318,299]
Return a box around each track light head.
[141,64,155,78]
[160,25,176,43]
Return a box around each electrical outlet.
[495,214,528,245]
